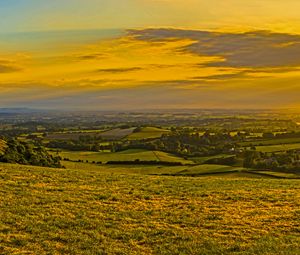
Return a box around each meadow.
[1,163,300,254]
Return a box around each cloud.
[95,67,143,73]
[191,72,252,81]
[128,28,300,68]
[2,28,300,110]
[77,53,106,60]
[0,61,21,73]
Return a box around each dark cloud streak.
[129,28,300,68]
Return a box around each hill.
[0,163,299,254]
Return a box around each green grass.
[251,170,300,179]
[1,163,300,254]
[61,162,300,179]
[62,161,187,175]
[45,130,106,140]
[174,164,245,176]
[45,128,135,141]
[127,127,170,140]
[99,127,136,140]
[190,154,233,164]
[240,137,300,147]
[58,149,192,164]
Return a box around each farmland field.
[127,127,170,140]
[251,170,300,179]
[190,154,233,164]
[45,128,135,141]
[1,163,300,254]
[174,164,245,176]
[99,128,136,140]
[45,130,105,140]
[62,161,187,175]
[58,149,193,164]
[255,143,300,152]
[240,137,300,147]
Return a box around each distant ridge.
[0,108,46,114]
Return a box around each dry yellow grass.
[0,163,300,254]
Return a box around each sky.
[1,0,300,110]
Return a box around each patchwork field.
[58,149,193,164]
[1,163,300,254]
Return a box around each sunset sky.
[1,0,300,110]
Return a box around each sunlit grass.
[1,163,300,254]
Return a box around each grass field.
[240,137,300,147]
[61,162,300,179]
[174,164,245,176]
[252,170,300,179]
[45,128,135,141]
[58,149,192,164]
[127,127,170,140]
[255,143,300,152]
[1,163,300,254]
[99,128,136,140]
[62,161,187,175]
[45,131,105,140]
[190,154,233,164]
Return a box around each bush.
[0,139,62,168]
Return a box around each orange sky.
[1,0,300,109]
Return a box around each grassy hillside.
[127,127,170,140]
[1,163,300,254]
